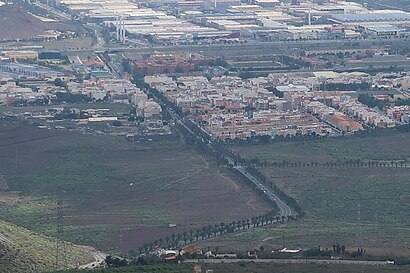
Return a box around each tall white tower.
[116,16,120,41]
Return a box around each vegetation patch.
[0,220,93,273]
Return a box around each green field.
[0,120,271,252]
[192,134,410,255]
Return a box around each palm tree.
[183,232,188,245]
[177,233,182,246]
[195,228,201,241]
[232,221,237,231]
[202,227,208,238]
[250,217,255,227]
[213,224,219,236]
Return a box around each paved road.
[183,258,393,266]
[227,158,293,218]
[78,251,106,269]
[165,108,293,218]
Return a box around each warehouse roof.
[331,12,410,23]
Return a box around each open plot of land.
[193,218,410,257]
[38,37,93,51]
[193,134,410,254]
[0,4,83,40]
[0,120,271,251]
[263,167,410,226]
[231,133,410,163]
[257,166,409,248]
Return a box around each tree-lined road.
[156,100,294,218]
[227,158,293,217]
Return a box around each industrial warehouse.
[57,0,410,43]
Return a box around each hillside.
[0,4,48,39]
[0,4,82,39]
[0,220,93,273]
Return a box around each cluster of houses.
[145,70,407,139]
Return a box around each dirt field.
[0,120,272,251]
[191,133,410,256]
[0,4,83,40]
[232,134,410,163]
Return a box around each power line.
[55,193,64,270]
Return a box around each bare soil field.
[231,134,410,163]
[0,120,272,251]
[0,4,83,40]
[192,134,410,256]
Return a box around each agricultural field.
[192,134,410,254]
[0,120,272,252]
[0,219,93,273]
[231,133,410,163]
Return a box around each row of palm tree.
[251,159,408,168]
[135,210,291,255]
[127,69,301,257]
